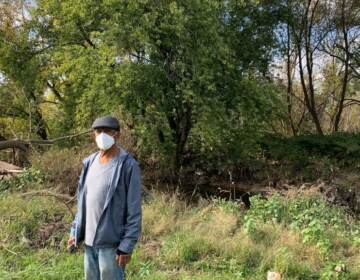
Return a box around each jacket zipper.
[92,154,128,246]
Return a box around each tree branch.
[0,130,92,151]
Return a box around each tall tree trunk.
[28,91,48,140]
[32,108,48,140]
[286,23,297,136]
[294,0,323,135]
[168,102,192,169]
[297,43,324,135]
[333,0,350,132]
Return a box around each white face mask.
[95,132,115,151]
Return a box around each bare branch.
[0,130,92,151]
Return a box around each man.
[67,115,142,280]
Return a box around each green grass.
[1,187,360,279]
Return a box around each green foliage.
[320,261,349,280]
[188,77,283,170]
[29,145,93,195]
[0,167,43,193]
[161,232,216,266]
[1,189,360,279]
[259,133,360,179]
[211,197,241,214]
[0,0,285,169]
[261,133,360,162]
[0,250,84,280]
[99,0,283,167]
[244,193,360,258]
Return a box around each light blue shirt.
[84,153,117,246]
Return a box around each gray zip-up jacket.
[69,147,142,254]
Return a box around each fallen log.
[0,169,23,174]
[0,130,92,151]
[0,160,22,171]
[19,190,73,202]
[0,161,23,179]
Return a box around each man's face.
[93,127,119,142]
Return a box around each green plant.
[244,193,360,259]
[0,167,43,193]
[138,260,153,277]
[211,197,242,214]
[320,261,348,280]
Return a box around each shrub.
[244,193,360,259]
[29,145,94,195]
[0,167,43,193]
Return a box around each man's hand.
[115,253,132,267]
[67,237,77,253]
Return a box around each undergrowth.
[1,185,360,279]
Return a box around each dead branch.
[19,191,75,218]
[0,243,18,255]
[0,130,92,151]
[20,190,73,201]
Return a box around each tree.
[0,0,287,170]
[279,0,360,134]
[102,0,282,168]
[319,0,360,132]
[0,1,48,139]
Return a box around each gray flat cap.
[91,115,120,131]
